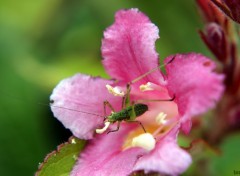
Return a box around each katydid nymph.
[50,56,176,134]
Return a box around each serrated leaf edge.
[35,136,85,176]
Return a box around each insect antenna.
[136,95,175,103]
[38,102,105,118]
[0,91,105,119]
[131,56,175,84]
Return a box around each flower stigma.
[132,133,156,151]
[106,84,125,97]
[96,121,111,134]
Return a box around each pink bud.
[199,23,229,62]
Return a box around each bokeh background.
[1,0,238,175]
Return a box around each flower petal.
[102,8,164,85]
[165,53,224,133]
[133,125,192,175]
[71,124,146,176]
[50,74,121,139]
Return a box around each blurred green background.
[1,0,238,175]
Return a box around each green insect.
[99,84,149,134]
[95,56,176,134]
[50,57,175,134]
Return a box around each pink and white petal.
[102,8,164,85]
[50,74,122,140]
[71,124,146,176]
[133,126,192,175]
[165,53,224,133]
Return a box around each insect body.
[108,103,148,122]
[51,56,176,134]
[96,56,176,134]
[102,103,148,133]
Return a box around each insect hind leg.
[122,56,176,107]
[130,56,176,84]
[136,94,176,103]
[127,120,146,133]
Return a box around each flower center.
[122,111,172,151]
[105,82,178,151]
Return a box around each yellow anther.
[156,112,167,125]
[139,82,154,91]
[106,84,125,97]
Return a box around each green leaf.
[208,133,240,176]
[182,139,220,176]
[35,136,86,176]
[183,134,240,176]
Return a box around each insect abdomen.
[109,109,129,121]
[108,103,148,122]
[132,104,148,117]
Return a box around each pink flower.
[50,9,224,176]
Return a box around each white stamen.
[71,138,76,144]
[106,84,125,97]
[96,121,111,134]
[132,133,156,151]
[156,112,167,125]
[139,82,154,91]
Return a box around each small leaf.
[35,136,86,176]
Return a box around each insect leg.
[129,101,137,121]
[103,100,115,121]
[130,56,176,84]
[107,121,121,134]
[128,120,146,133]
[121,96,126,109]
[121,56,176,109]
[123,83,132,108]
[136,94,175,103]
